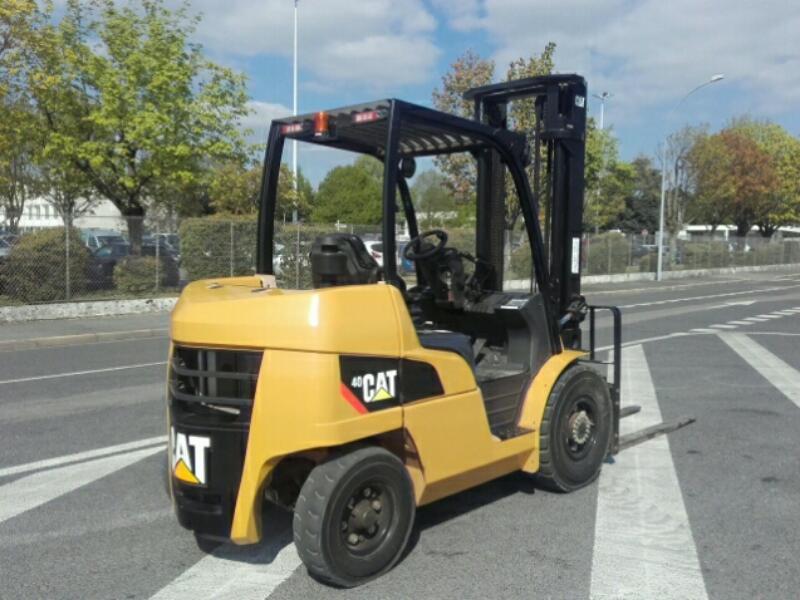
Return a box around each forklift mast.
[464,75,587,348]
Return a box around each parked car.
[88,242,179,289]
[80,229,127,251]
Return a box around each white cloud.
[188,0,440,89]
[439,0,800,119]
[240,100,292,143]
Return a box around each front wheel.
[534,364,612,492]
[293,446,415,587]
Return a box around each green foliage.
[113,255,175,293]
[311,156,383,224]
[616,156,660,234]
[179,216,258,281]
[584,122,632,231]
[26,0,251,246]
[2,227,89,301]
[585,233,631,275]
[209,162,312,219]
[412,170,460,228]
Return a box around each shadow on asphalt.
[403,471,539,558]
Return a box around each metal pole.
[65,210,71,301]
[230,221,235,277]
[155,221,160,292]
[291,0,299,224]
[657,142,667,281]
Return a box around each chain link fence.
[1,217,799,306]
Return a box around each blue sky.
[185,0,800,184]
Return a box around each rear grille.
[170,346,263,426]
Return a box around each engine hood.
[170,276,410,355]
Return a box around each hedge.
[2,227,90,302]
[179,217,332,289]
[178,217,258,281]
[586,233,631,275]
[113,256,179,293]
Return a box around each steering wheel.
[403,229,448,261]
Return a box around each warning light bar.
[313,111,330,137]
[280,122,304,135]
[352,110,385,124]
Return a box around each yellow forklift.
[166,75,690,586]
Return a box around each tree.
[659,125,707,260]
[717,130,776,238]
[616,156,661,234]
[0,1,43,232]
[311,157,383,224]
[26,0,250,252]
[584,121,631,231]
[729,118,800,237]
[209,161,311,219]
[432,49,494,205]
[0,99,42,232]
[687,132,735,232]
[411,170,458,229]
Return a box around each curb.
[0,328,168,352]
[0,297,178,324]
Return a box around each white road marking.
[756,314,782,319]
[618,283,800,309]
[690,328,718,333]
[727,320,753,326]
[594,332,690,353]
[588,278,746,296]
[0,446,162,525]
[744,332,800,337]
[592,345,707,600]
[149,537,300,600]
[0,361,166,385]
[718,333,800,408]
[772,310,797,316]
[744,317,769,322]
[710,324,737,329]
[0,435,166,478]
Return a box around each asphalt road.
[1,271,799,599]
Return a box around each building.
[2,197,126,233]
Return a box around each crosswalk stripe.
[710,324,737,329]
[744,317,769,322]
[0,446,162,525]
[690,328,717,333]
[0,436,166,478]
[718,333,800,408]
[592,345,707,600]
[149,535,300,599]
[756,314,782,319]
[727,320,753,326]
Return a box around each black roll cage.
[257,76,588,354]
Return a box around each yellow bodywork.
[170,277,584,544]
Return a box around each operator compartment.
[168,345,263,538]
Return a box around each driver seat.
[311,234,380,288]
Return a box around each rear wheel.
[293,446,415,587]
[535,364,612,492]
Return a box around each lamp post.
[592,92,613,130]
[656,74,724,281]
[291,0,299,223]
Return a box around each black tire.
[535,364,612,492]
[293,446,416,587]
[194,533,221,553]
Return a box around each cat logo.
[170,427,211,486]
[351,369,397,403]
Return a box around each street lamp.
[592,92,613,130]
[656,74,724,281]
[292,0,299,223]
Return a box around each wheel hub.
[568,410,593,445]
[343,485,386,548]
